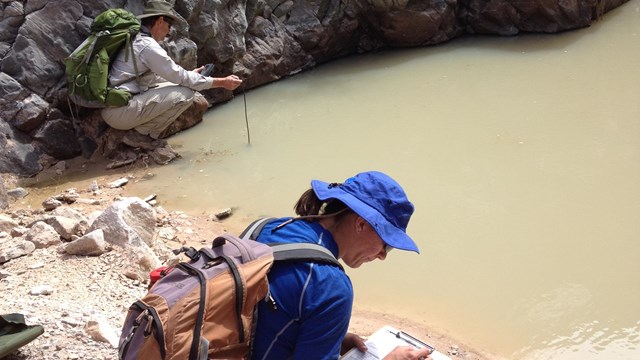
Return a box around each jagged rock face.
[0,0,629,176]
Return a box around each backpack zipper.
[125,301,167,360]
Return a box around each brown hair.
[271,188,353,231]
[140,16,161,28]
[294,188,350,218]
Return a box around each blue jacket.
[251,218,353,360]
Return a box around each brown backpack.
[118,219,342,360]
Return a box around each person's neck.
[140,25,152,36]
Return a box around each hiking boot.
[122,130,167,150]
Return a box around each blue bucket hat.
[311,171,419,253]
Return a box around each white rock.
[108,178,129,188]
[84,316,120,348]
[30,285,54,295]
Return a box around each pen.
[387,330,435,352]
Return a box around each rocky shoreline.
[0,166,500,360]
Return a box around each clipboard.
[340,325,451,360]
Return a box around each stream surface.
[24,1,640,359]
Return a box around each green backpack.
[65,9,142,108]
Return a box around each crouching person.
[101,0,242,140]
[251,171,433,360]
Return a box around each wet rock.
[451,345,459,355]
[108,178,129,188]
[215,208,233,220]
[54,189,80,204]
[150,145,180,165]
[42,197,63,211]
[106,158,136,170]
[89,180,99,193]
[54,161,67,175]
[7,187,29,199]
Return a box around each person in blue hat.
[251,171,431,360]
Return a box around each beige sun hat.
[137,1,180,22]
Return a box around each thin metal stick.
[243,85,250,145]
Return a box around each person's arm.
[193,65,242,90]
[211,75,242,90]
[141,41,220,91]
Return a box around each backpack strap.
[270,243,343,271]
[110,31,149,88]
[239,217,276,240]
[239,217,344,271]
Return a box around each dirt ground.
[1,158,502,360]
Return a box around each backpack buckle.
[172,246,200,261]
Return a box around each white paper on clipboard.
[340,325,451,360]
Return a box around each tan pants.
[101,83,195,139]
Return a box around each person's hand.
[341,332,367,355]
[217,75,242,90]
[382,345,433,360]
[194,65,205,73]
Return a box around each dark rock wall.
[0,0,629,176]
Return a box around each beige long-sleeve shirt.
[108,30,212,94]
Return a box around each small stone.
[214,208,233,220]
[0,269,11,279]
[42,198,63,211]
[7,187,29,199]
[61,317,84,327]
[89,181,99,192]
[84,316,120,348]
[108,178,129,188]
[449,345,459,355]
[30,285,54,295]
